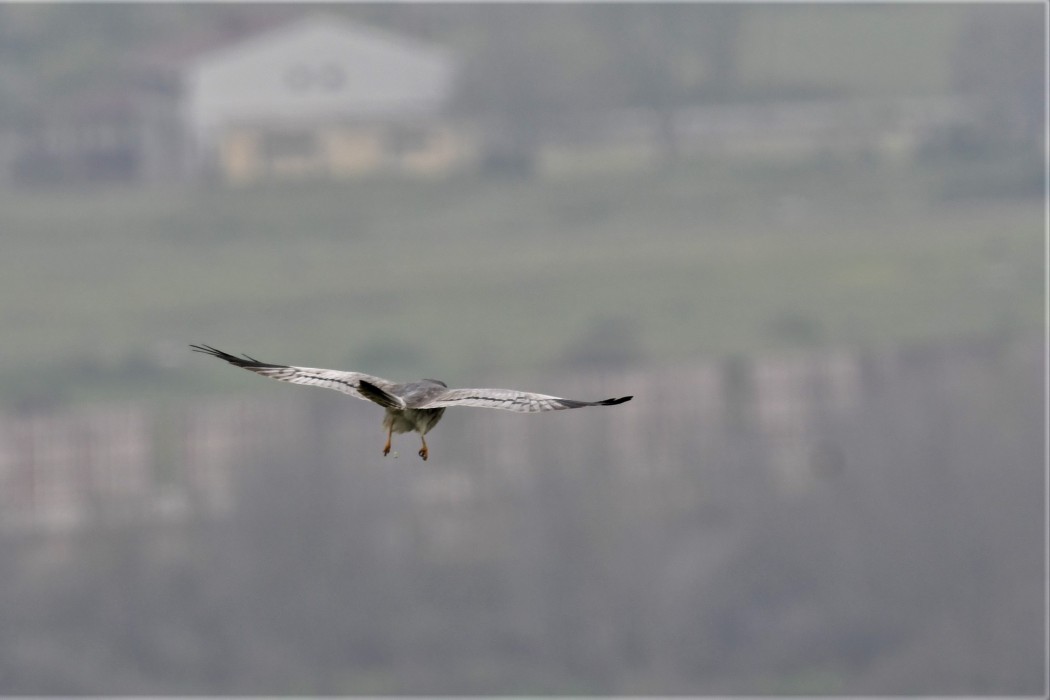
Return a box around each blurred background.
[0,3,1044,695]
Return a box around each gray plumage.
[190,344,632,460]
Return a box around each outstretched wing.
[190,344,397,402]
[414,388,632,413]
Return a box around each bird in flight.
[190,345,632,461]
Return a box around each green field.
[0,157,1042,404]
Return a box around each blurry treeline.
[0,337,1042,694]
[0,3,1042,159]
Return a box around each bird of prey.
[190,344,632,461]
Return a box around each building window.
[319,64,345,90]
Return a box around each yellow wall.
[322,125,386,176]
[217,122,471,185]
[219,128,262,186]
[399,126,464,176]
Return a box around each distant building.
[183,15,467,185]
[8,83,186,187]
[7,14,469,188]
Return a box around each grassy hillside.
[738,5,969,96]
[0,158,1042,404]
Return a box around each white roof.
[185,14,457,137]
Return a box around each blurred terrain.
[0,3,1045,695]
[1,162,1041,404]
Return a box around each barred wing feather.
[189,345,395,402]
[417,388,632,413]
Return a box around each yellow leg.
[383,425,393,457]
[418,434,429,461]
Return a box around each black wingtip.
[189,344,230,360]
[601,395,633,406]
[189,344,286,370]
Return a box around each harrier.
[191,345,632,461]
